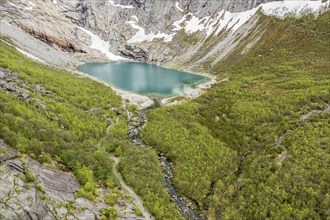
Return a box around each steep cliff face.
[0,0,298,68]
[56,0,281,66]
[0,0,329,68]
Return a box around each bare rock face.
[28,159,79,202]
[0,0,89,53]
[0,0,280,67]
[118,45,149,61]
[0,139,142,220]
[0,140,54,220]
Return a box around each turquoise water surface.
[77,62,208,97]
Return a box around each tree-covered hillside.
[143,12,330,219]
[0,38,182,219]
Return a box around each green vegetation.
[143,12,330,219]
[120,145,184,219]
[0,38,124,195]
[0,39,182,219]
[74,163,99,200]
[100,207,119,220]
[135,204,142,216]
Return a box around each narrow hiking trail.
[112,156,153,220]
[275,104,330,163]
[104,116,152,219]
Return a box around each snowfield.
[78,27,127,61]
[126,20,175,43]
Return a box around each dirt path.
[112,156,153,220]
[275,104,330,163]
[106,117,152,219]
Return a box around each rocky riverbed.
[158,154,205,220]
[127,106,204,220]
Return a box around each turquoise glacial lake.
[77,62,208,97]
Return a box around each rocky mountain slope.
[1,0,328,70]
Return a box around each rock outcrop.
[118,45,149,61]
[0,1,89,53]
[0,139,146,220]
[0,68,30,100]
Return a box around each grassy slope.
[143,12,330,219]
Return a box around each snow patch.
[184,13,208,34]
[175,2,184,13]
[171,8,257,36]
[15,47,46,63]
[172,16,187,31]
[52,0,58,5]
[78,27,126,61]
[126,21,175,43]
[108,0,133,9]
[131,15,139,22]
[211,7,259,35]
